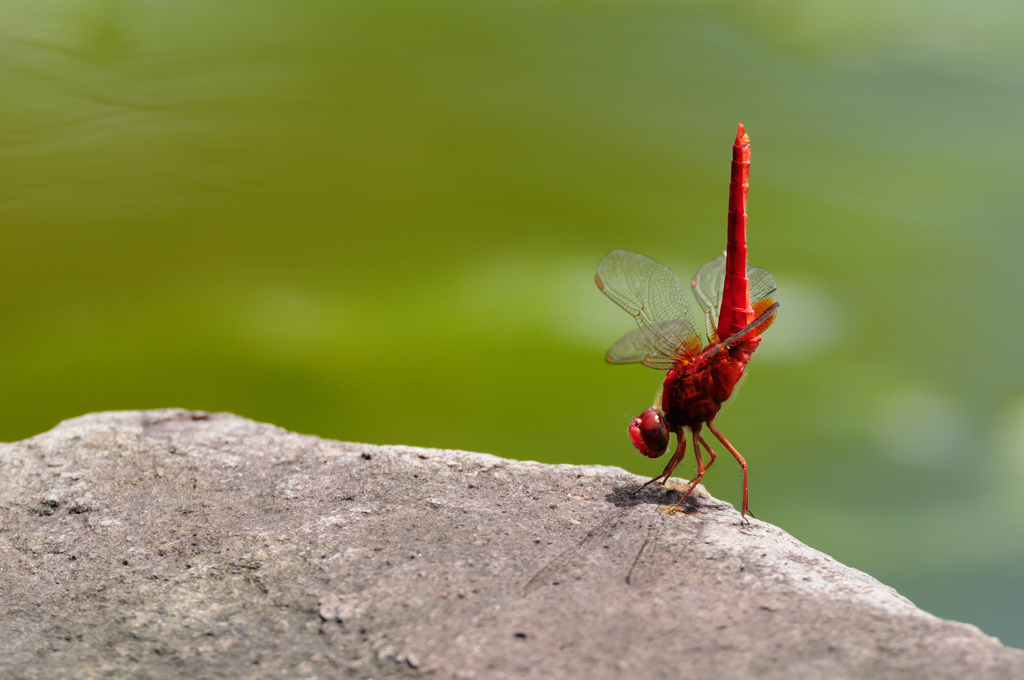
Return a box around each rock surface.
[1,409,1022,680]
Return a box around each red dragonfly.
[595,124,778,519]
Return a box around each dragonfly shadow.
[524,482,703,595]
[605,480,705,514]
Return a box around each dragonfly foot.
[634,474,669,495]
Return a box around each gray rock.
[0,409,1021,680]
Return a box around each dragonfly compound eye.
[629,408,669,458]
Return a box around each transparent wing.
[604,319,700,369]
[747,266,779,335]
[691,256,779,340]
[596,250,702,362]
[691,255,726,344]
[692,255,726,316]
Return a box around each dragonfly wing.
[692,255,726,343]
[605,319,698,369]
[596,250,702,361]
[748,266,779,334]
[692,255,726,316]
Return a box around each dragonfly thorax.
[659,341,758,430]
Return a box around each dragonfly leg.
[697,432,718,479]
[637,430,686,492]
[671,429,712,513]
[706,422,754,521]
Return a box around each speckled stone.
[1,409,1021,679]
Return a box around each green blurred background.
[2,0,1023,646]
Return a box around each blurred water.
[1,0,1023,647]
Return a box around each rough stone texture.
[1,410,1022,680]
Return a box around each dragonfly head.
[629,408,669,458]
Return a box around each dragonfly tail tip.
[735,123,749,146]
